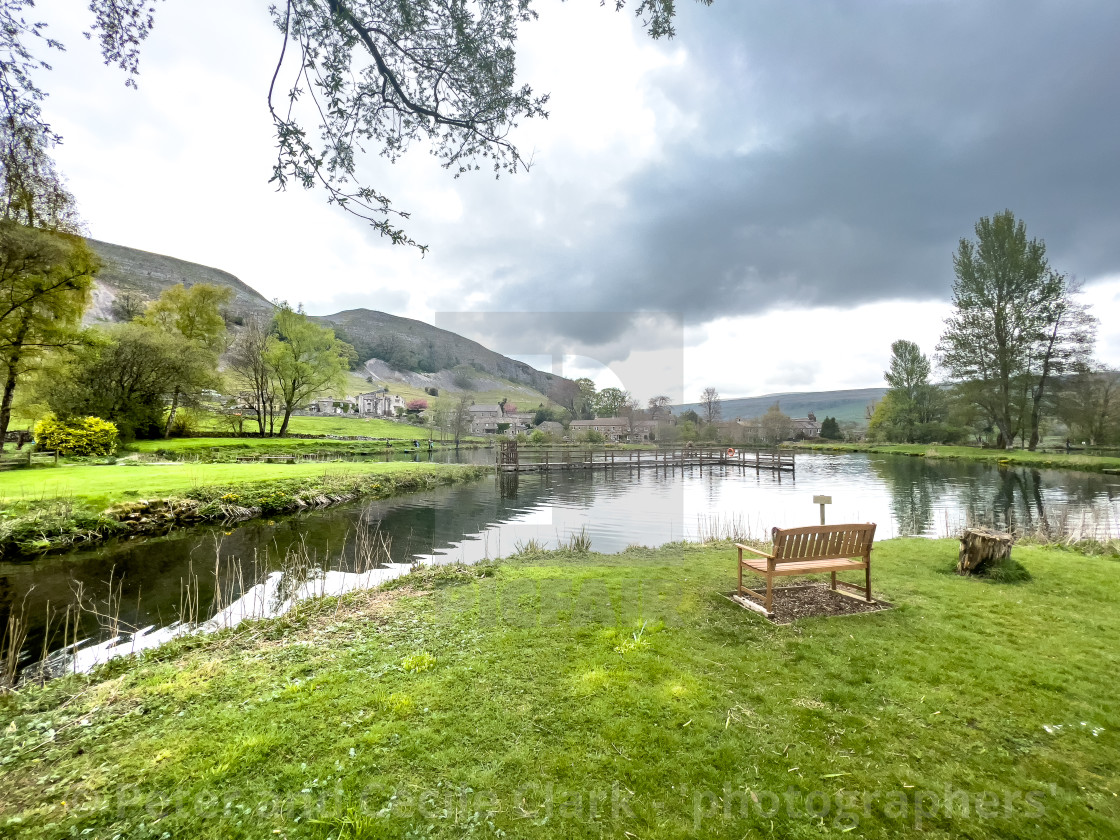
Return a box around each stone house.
[358,391,405,417]
[308,397,358,414]
[468,404,503,435]
[569,417,654,443]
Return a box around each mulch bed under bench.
[724,583,894,625]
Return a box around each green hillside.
[82,240,573,406]
[679,387,887,424]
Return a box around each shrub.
[34,414,119,455]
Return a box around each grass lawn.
[126,437,426,456]
[2,538,1116,838]
[0,461,462,507]
[194,414,434,439]
[791,442,1120,474]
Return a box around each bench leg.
[738,561,743,597]
[864,564,872,602]
[830,571,837,591]
[765,574,773,616]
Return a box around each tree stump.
[957,528,1013,575]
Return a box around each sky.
[33,0,1120,403]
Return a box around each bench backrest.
[771,523,876,563]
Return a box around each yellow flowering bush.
[33,414,119,456]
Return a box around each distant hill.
[83,239,574,400]
[318,309,568,397]
[85,239,275,324]
[678,387,887,425]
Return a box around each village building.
[358,391,405,417]
[569,417,656,443]
[468,404,503,435]
[536,420,565,436]
[308,397,358,415]
[304,391,405,417]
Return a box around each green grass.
[2,539,1117,838]
[0,460,455,507]
[194,413,435,439]
[790,442,1120,474]
[126,436,439,456]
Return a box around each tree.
[110,290,147,321]
[647,394,671,417]
[38,322,205,440]
[872,340,947,443]
[0,223,97,450]
[1056,366,1120,446]
[700,387,721,424]
[448,393,473,448]
[228,316,280,436]
[679,408,700,425]
[2,0,708,243]
[572,377,598,419]
[819,416,841,440]
[594,387,631,418]
[267,305,353,436]
[142,282,232,437]
[938,211,1096,450]
[758,403,793,445]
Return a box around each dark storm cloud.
[452,0,1120,343]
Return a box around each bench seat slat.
[740,557,867,575]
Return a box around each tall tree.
[267,304,353,435]
[1,1,707,240]
[593,387,631,418]
[872,340,946,443]
[228,316,280,436]
[938,211,1096,449]
[0,223,96,450]
[142,282,233,437]
[700,387,722,424]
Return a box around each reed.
[1,591,31,690]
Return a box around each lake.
[2,451,1118,677]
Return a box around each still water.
[2,452,1118,674]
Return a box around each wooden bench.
[736,523,876,617]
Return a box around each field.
[1,538,1117,838]
[0,461,464,508]
[790,442,1120,474]
[194,413,435,439]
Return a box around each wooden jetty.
[497,442,794,474]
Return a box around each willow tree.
[142,282,233,437]
[0,224,97,450]
[937,211,1096,450]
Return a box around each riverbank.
[788,441,1120,474]
[2,538,1117,838]
[0,462,489,557]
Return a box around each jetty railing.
[495,445,794,474]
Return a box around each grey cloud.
[427,0,1120,345]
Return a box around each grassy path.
[2,539,1117,838]
[789,441,1120,474]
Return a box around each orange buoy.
[727,448,736,457]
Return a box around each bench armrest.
[735,543,773,558]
